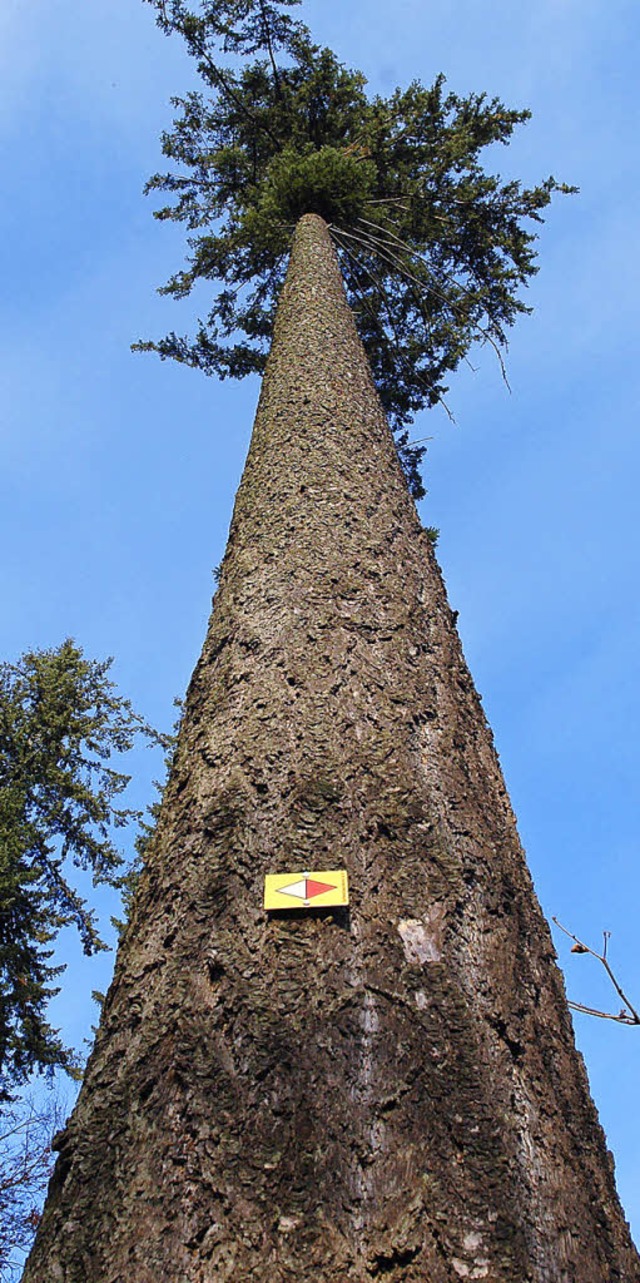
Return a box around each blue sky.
[2,0,639,1239]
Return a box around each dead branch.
[552,918,640,1026]
[0,1092,67,1283]
[357,215,513,389]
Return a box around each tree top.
[137,0,575,496]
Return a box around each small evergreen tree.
[0,641,164,1099]
[137,0,574,496]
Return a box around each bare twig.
[363,197,411,211]
[330,227,455,423]
[0,1092,67,1282]
[352,219,503,381]
[330,229,413,371]
[552,918,640,1026]
[357,216,512,389]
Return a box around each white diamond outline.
[276,878,308,900]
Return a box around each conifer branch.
[258,0,283,97]
[200,54,281,146]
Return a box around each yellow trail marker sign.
[264,869,349,910]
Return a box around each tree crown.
[138,0,575,496]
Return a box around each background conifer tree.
[0,642,164,1102]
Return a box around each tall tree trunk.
[24,214,638,1282]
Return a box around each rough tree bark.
[24,214,639,1282]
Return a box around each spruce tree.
[24,213,638,1282]
[22,4,639,1278]
[0,642,163,1104]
